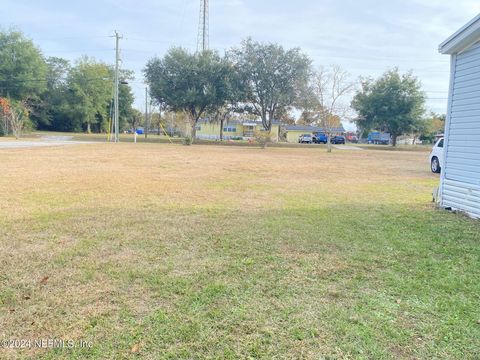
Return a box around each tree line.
[144,38,443,147]
[0,29,444,146]
[0,29,135,137]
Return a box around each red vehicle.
[345,132,358,143]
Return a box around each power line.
[0,77,112,84]
[32,35,112,41]
[40,49,114,54]
[307,50,449,63]
[124,37,195,46]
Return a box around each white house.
[438,14,480,219]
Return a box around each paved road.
[0,137,364,150]
[0,136,92,149]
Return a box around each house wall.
[223,123,243,138]
[241,124,280,141]
[441,43,480,218]
[262,124,280,142]
[286,130,310,143]
[196,122,280,141]
[196,122,220,139]
[196,122,243,140]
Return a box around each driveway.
[0,136,92,149]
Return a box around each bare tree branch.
[310,65,356,152]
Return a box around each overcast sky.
[1,0,480,127]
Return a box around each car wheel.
[431,157,441,173]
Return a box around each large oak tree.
[351,69,426,146]
[0,30,47,101]
[228,38,311,131]
[144,48,237,141]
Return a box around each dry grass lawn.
[0,143,479,359]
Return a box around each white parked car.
[429,137,444,173]
[298,134,313,144]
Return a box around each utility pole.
[144,87,149,139]
[114,30,122,142]
[197,0,209,53]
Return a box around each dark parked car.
[298,134,313,144]
[330,136,346,144]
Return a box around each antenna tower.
[197,0,209,52]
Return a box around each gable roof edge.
[439,13,480,54]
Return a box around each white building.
[438,14,480,219]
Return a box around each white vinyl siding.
[441,42,480,218]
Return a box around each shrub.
[254,130,272,149]
[182,136,193,145]
[0,98,30,139]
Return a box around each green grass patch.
[0,143,478,359]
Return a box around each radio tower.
[197,0,209,53]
